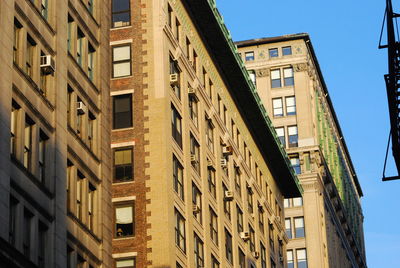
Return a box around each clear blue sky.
[216,0,398,267]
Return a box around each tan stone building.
[236,34,367,268]
[109,0,301,267]
[0,0,112,267]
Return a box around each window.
[275,127,285,147]
[234,166,241,196]
[113,94,133,129]
[189,95,198,126]
[288,126,298,147]
[38,131,48,183]
[269,223,274,252]
[210,207,218,245]
[76,29,84,66]
[38,221,48,268]
[175,19,180,41]
[190,134,200,173]
[283,46,292,56]
[239,248,245,268]
[88,43,95,81]
[114,147,133,182]
[236,205,243,233]
[176,262,183,268]
[247,186,253,213]
[284,198,290,208]
[26,35,36,77]
[175,209,186,252]
[13,19,22,64]
[11,102,19,156]
[211,255,219,268]
[173,156,184,200]
[297,249,308,268]
[294,217,305,238]
[248,70,256,85]
[286,96,296,115]
[245,51,254,61]
[293,197,303,206]
[88,183,96,231]
[41,0,48,19]
[9,196,18,245]
[67,15,73,53]
[258,206,265,233]
[271,258,276,268]
[285,218,292,239]
[223,183,231,219]
[272,98,283,117]
[287,250,294,268]
[87,0,94,14]
[115,204,134,237]
[284,67,294,86]
[171,106,182,148]
[112,45,131,78]
[194,234,204,268]
[225,229,233,263]
[167,4,172,27]
[24,116,34,170]
[207,168,216,198]
[206,117,214,152]
[260,243,267,268]
[23,208,33,258]
[112,0,131,27]
[249,225,255,252]
[76,171,84,220]
[116,258,136,268]
[170,58,181,99]
[269,48,278,58]
[271,69,281,88]
[192,184,202,223]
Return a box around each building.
[0,0,112,267]
[236,34,367,268]
[110,0,301,267]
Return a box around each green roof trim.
[182,0,303,197]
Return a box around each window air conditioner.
[240,231,250,241]
[190,154,198,163]
[220,158,227,168]
[40,55,55,74]
[192,204,201,214]
[252,251,260,259]
[222,145,233,156]
[77,101,87,115]
[170,73,179,85]
[224,191,234,201]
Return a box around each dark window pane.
[269,48,278,58]
[113,0,130,12]
[113,95,132,129]
[282,46,292,56]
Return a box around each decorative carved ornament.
[256,68,269,77]
[294,63,308,72]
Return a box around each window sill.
[111,25,132,31]
[68,53,100,94]
[111,75,133,80]
[113,180,135,185]
[113,236,135,241]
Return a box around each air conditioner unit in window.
[220,158,227,168]
[252,251,260,259]
[222,145,233,156]
[170,73,179,85]
[192,204,201,214]
[40,55,55,74]
[240,231,250,241]
[224,191,234,201]
[188,87,199,101]
[190,154,198,163]
[77,101,87,115]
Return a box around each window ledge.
[111,25,132,31]
[68,53,100,94]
